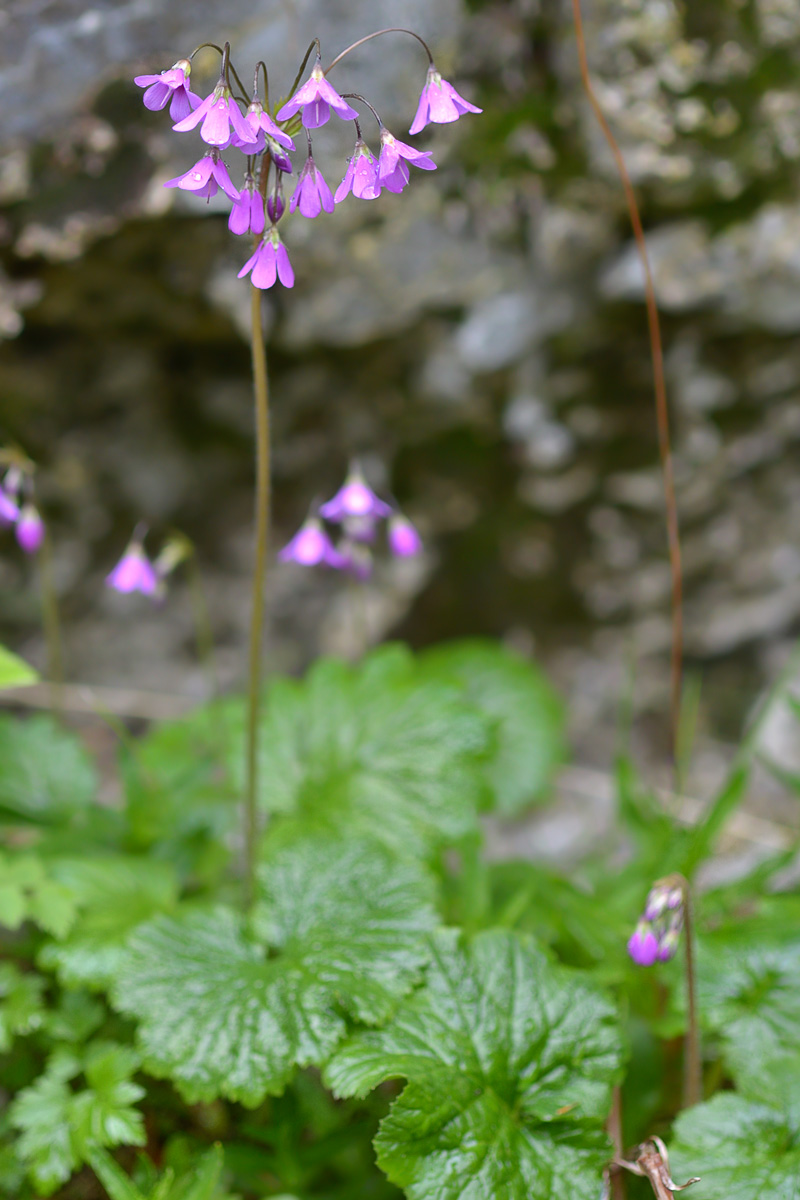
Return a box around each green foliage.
[0,964,46,1052]
[9,1043,145,1194]
[37,855,178,988]
[111,836,438,1105]
[326,929,623,1200]
[0,715,97,828]
[245,645,490,856]
[0,645,39,690]
[0,852,78,937]
[421,639,565,813]
[87,1143,228,1200]
[669,1091,800,1200]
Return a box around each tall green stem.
[243,282,270,910]
[681,879,701,1107]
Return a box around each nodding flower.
[409,64,482,135]
[628,879,685,966]
[276,55,359,129]
[106,538,159,597]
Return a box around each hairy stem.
[570,0,683,763]
[243,281,270,910]
[39,528,65,717]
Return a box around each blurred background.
[2,0,800,776]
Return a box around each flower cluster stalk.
[243,281,270,910]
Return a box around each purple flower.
[388,514,423,557]
[289,156,335,219]
[267,190,285,223]
[627,924,659,967]
[409,65,482,135]
[15,504,44,554]
[0,488,19,526]
[164,153,240,201]
[106,541,159,596]
[172,83,258,148]
[657,930,680,962]
[238,228,294,290]
[319,468,392,522]
[378,128,436,194]
[279,517,344,566]
[134,59,200,123]
[276,57,359,129]
[243,101,295,151]
[228,175,265,236]
[334,139,380,203]
[268,141,294,174]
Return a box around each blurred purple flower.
[409,65,482,135]
[0,489,19,526]
[276,57,359,129]
[279,517,344,566]
[238,228,294,290]
[320,468,392,521]
[334,139,380,203]
[173,83,258,148]
[627,924,659,967]
[164,153,240,201]
[388,514,423,557]
[290,155,335,219]
[106,541,159,596]
[134,59,200,123]
[378,128,436,194]
[15,504,44,554]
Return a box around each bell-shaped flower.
[0,488,19,526]
[238,227,294,290]
[388,514,423,557]
[627,923,659,967]
[164,153,240,201]
[228,175,266,236]
[106,541,159,596]
[173,82,258,148]
[242,100,295,151]
[279,517,344,567]
[268,140,294,174]
[15,504,44,554]
[289,155,334,219]
[409,64,482,135]
[320,467,392,521]
[276,56,359,129]
[378,127,437,194]
[334,139,380,203]
[134,59,200,123]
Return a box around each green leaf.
[669,1092,800,1200]
[0,851,78,937]
[9,1043,145,1194]
[0,645,39,690]
[88,1143,227,1200]
[421,639,565,813]
[0,715,96,827]
[325,929,623,1200]
[690,910,800,1090]
[248,646,490,856]
[111,836,439,1105]
[0,964,46,1052]
[37,856,178,988]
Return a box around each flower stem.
[243,281,270,910]
[39,527,65,718]
[325,28,434,75]
[681,878,701,1108]
[570,0,683,766]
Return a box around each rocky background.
[2,0,800,774]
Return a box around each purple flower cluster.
[627,880,684,966]
[279,465,422,580]
[135,37,481,290]
[1,468,44,555]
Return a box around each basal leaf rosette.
[421,639,565,814]
[325,929,624,1200]
[248,645,490,856]
[669,1090,800,1200]
[110,836,438,1105]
